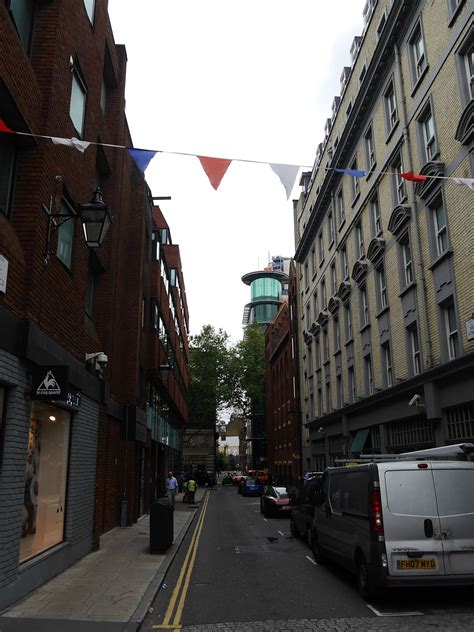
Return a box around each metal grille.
[447,403,474,441]
[371,426,381,449]
[389,416,434,447]
[328,435,345,454]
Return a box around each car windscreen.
[274,487,289,498]
[245,478,256,485]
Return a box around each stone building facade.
[293,0,474,470]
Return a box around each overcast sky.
[107,0,364,343]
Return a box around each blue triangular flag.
[128,148,158,173]
[335,168,366,178]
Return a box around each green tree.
[233,322,266,416]
[188,325,237,429]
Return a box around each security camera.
[408,394,422,407]
[96,353,108,367]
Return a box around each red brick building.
[264,262,302,488]
[0,0,188,608]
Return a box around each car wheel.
[290,517,299,537]
[356,554,380,600]
[306,527,313,549]
[311,532,325,564]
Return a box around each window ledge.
[385,120,399,144]
[359,323,371,334]
[376,306,390,319]
[333,349,341,357]
[344,336,354,347]
[319,258,325,268]
[448,0,465,27]
[338,219,346,232]
[398,281,417,298]
[366,162,377,181]
[410,65,430,98]
[328,238,335,250]
[428,247,453,271]
[351,191,361,208]
[323,359,330,367]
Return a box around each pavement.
[0,487,207,632]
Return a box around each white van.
[311,453,474,599]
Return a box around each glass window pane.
[70,73,86,136]
[0,140,16,217]
[84,0,95,23]
[20,404,71,561]
[10,0,34,51]
[57,204,74,268]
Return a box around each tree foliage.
[232,322,265,417]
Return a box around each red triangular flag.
[398,171,427,182]
[0,118,16,134]
[197,156,232,190]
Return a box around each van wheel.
[356,555,379,600]
[311,532,325,564]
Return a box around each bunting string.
[0,118,472,195]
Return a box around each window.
[70,68,87,136]
[334,316,340,352]
[346,100,353,118]
[318,232,324,264]
[433,202,448,256]
[8,0,35,52]
[336,188,345,226]
[323,327,329,363]
[305,303,311,330]
[0,138,16,218]
[311,247,316,276]
[392,155,406,204]
[356,222,364,259]
[465,41,474,99]
[306,344,313,375]
[408,325,421,375]
[84,0,95,23]
[360,285,369,326]
[348,366,356,403]
[410,23,427,83]
[326,382,332,414]
[365,355,374,395]
[344,303,353,340]
[376,12,387,39]
[315,335,321,370]
[443,301,460,360]
[331,263,337,296]
[328,211,335,245]
[321,279,327,310]
[364,125,376,170]
[376,264,388,310]
[351,158,360,199]
[359,64,367,85]
[317,387,323,417]
[400,233,414,286]
[313,291,318,318]
[384,81,398,133]
[336,375,343,408]
[304,261,309,289]
[341,247,349,280]
[370,194,381,236]
[382,342,393,387]
[56,200,75,268]
[419,104,438,162]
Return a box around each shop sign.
[31,365,69,401]
[63,391,81,409]
[466,318,474,341]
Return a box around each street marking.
[152,626,182,630]
[367,604,424,617]
[306,555,318,566]
[160,491,210,628]
[278,531,284,536]
[262,518,267,522]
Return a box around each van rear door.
[431,464,474,575]
[381,463,445,577]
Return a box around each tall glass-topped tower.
[241,263,289,328]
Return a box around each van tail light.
[371,489,384,535]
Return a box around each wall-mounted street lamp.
[44,187,112,263]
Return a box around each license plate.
[397,558,437,570]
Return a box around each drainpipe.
[394,44,433,369]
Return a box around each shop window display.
[20,402,71,562]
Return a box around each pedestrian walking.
[166,471,178,508]
[187,476,197,503]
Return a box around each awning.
[350,428,370,454]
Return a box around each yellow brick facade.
[296,0,474,470]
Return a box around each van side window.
[329,471,370,515]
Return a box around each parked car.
[290,473,323,545]
[232,474,246,487]
[248,469,270,484]
[311,458,474,599]
[222,473,233,486]
[241,477,264,497]
[260,486,294,517]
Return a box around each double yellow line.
[153,490,210,631]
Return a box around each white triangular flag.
[51,136,91,153]
[270,164,300,199]
[452,178,474,191]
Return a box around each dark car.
[241,477,264,497]
[260,486,294,517]
[289,473,323,545]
